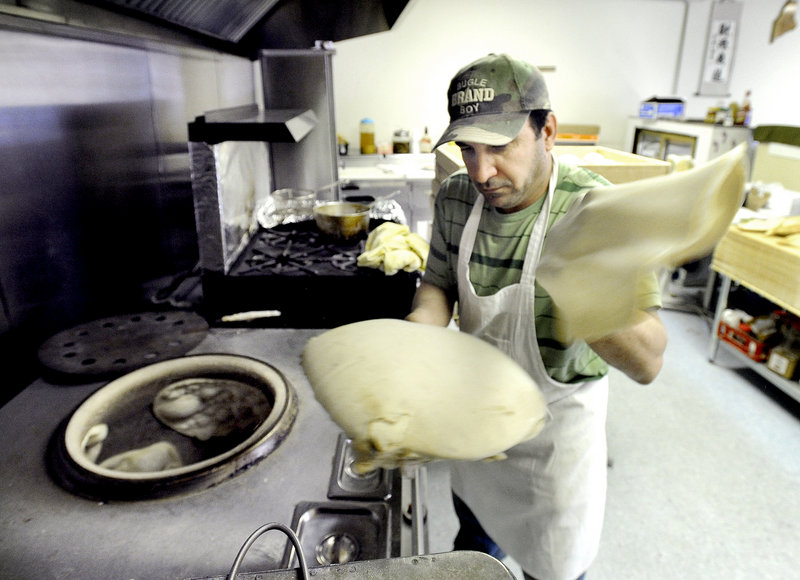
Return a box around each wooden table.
[708,225,800,402]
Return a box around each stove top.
[203,221,420,328]
[231,222,364,277]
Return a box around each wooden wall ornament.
[771,0,797,43]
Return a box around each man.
[406,54,668,580]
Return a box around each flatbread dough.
[302,318,548,472]
[153,378,269,441]
[99,441,182,472]
[537,143,747,342]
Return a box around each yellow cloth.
[357,222,430,275]
[537,143,748,342]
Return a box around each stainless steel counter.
[0,327,362,579]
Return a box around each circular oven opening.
[48,354,297,500]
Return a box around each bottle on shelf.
[735,90,752,126]
[419,126,433,153]
[392,129,411,154]
[360,118,376,154]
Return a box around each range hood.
[98,0,282,43]
[88,0,410,53]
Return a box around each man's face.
[456,113,557,214]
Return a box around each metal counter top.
[0,327,351,579]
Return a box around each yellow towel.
[358,222,430,275]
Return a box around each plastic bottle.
[360,118,376,154]
[419,126,433,153]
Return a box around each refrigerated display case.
[625,118,751,163]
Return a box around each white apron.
[450,156,609,580]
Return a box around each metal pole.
[409,464,428,556]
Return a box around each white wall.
[332,0,800,151]
[678,0,800,126]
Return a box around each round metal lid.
[37,311,209,377]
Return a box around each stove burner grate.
[231,223,366,277]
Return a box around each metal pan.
[313,201,371,240]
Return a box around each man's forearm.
[406,281,454,327]
[588,310,667,384]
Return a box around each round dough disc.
[302,319,548,470]
[153,378,269,441]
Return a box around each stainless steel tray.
[327,433,392,500]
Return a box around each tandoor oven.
[0,327,415,579]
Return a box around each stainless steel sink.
[281,501,391,568]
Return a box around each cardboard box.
[556,123,600,144]
[717,321,770,361]
[554,146,671,183]
[435,143,670,191]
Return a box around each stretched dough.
[302,318,548,472]
[99,441,182,473]
[152,377,269,441]
[537,143,747,342]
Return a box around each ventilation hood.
[88,0,410,54]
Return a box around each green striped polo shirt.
[423,161,662,384]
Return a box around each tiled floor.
[423,309,800,579]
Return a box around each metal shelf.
[708,273,800,404]
[188,104,317,144]
[715,339,800,404]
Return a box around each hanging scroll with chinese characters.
[698,0,743,97]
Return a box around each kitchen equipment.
[208,518,512,580]
[189,50,419,327]
[47,353,298,500]
[204,221,418,327]
[283,501,392,567]
[327,433,392,500]
[197,470,509,579]
[313,201,371,240]
[272,188,316,224]
[342,190,407,225]
[37,311,209,378]
[207,526,515,580]
[1,327,429,578]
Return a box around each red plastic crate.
[717,321,770,361]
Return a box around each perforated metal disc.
[37,311,209,377]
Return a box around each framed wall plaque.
[698,0,743,97]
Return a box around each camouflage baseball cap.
[434,53,551,149]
